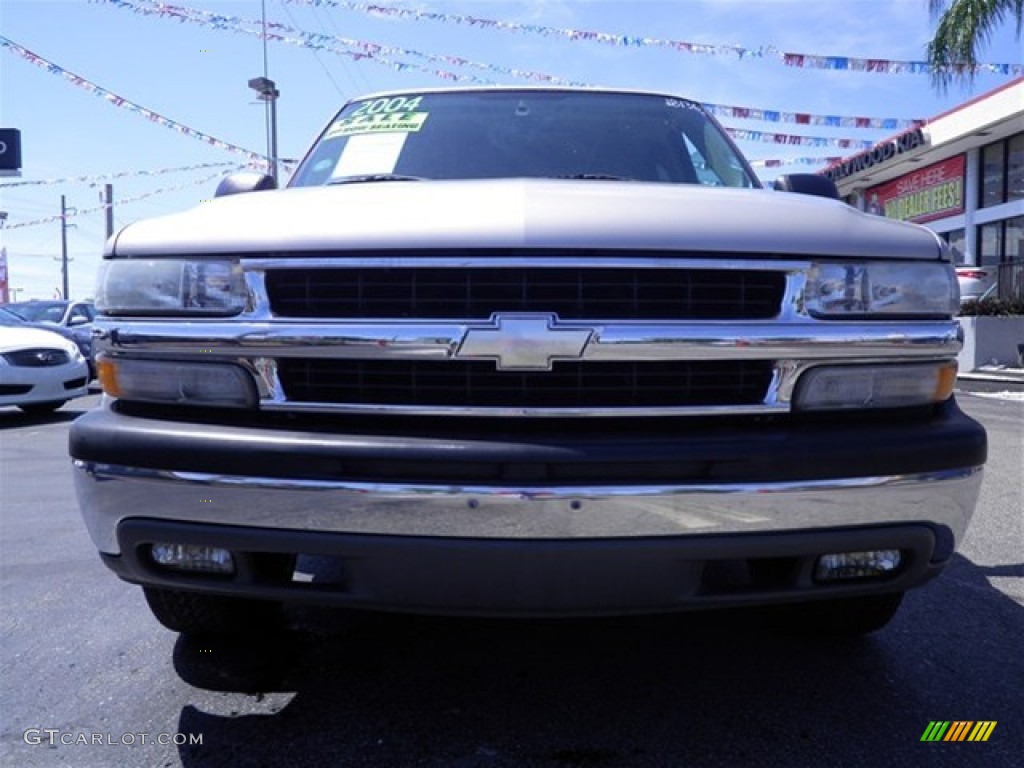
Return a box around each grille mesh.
[3,348,71,367]
[277,359,773,409]
[265,267,785,320]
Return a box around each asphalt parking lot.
[0,390,1021,767]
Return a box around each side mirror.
[215,172,277,198]
[773,174,840,200]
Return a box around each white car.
[0,325,90,414]
[956,265,997,305]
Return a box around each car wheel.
[143,587,284,636]
[768,592,904,636]
[17,401,65,415]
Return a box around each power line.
[5,170,234,230]
[282,0,347,97]
[0,35,266,162]
[97,1,928,131]
[292,0,1023,76]
[0,162,238,189]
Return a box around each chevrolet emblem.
[455,313,593,371]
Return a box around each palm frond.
[927,0,1023,91]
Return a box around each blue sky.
[1,0,1021,300]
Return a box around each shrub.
[958,297,1024,316]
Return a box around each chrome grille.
[265,266,785,320]
[277,359,773,408]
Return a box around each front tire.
[143,587,283,636]
[769,592,904,636]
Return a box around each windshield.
[5,302,67,324]
[0,308,26,326]
[290,90,758,189]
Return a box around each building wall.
[840,127,1023,305]
[828,79,1023,293]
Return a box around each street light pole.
[248,77,279,185]
[249,0,279,185]
[269,85,279,185]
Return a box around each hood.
[111,178,944,261]
[0,326,80,354]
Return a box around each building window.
[941,229,968,265]
[981,142,1005,207]
[1007,216,1024,262]
[980,132,1024,208]
[977,216,1024,266]
[1009,134,1024,203]
[978,222,1003,266]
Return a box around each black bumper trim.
[69,399,987,486]
[105,520,947,617]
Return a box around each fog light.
[150,543,235,575]
[814,550,902,582]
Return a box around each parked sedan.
[0,321,90,414]
[0,306,83,348]
[3,299,96,327]
[4,300,96,376]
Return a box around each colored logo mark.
[921,721,996,742]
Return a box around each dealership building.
[823,76,1023,300]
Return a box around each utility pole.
[58,195,74,299]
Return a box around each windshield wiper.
[326,174,425,185]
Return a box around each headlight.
[96,259,247,316]
[805,262,957,318]
[97,357,257,407]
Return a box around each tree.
[926,0,1023,90]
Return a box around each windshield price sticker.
[326,111,429,138]
[332,132,408,177]
[665,98,701,111]
[348,95,424,117]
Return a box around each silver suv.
[71,88,985,637]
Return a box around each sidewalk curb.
[957,370,1024,386]
[958,375,1024,384]
[956,369,1024,394]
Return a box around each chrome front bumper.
[75,461,984,557]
